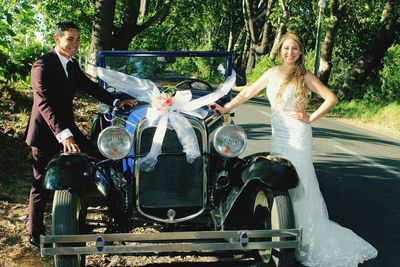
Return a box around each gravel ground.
[0,201,225,267]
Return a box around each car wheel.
[52,190,85,267]
[251,188,295,267]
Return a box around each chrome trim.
[206,113,225,129]
[213,124,247,158]
[97,125,133,160]
[134,115,208,223]
[40,228,301,256]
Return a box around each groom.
[24,21,136,247]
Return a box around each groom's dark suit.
[26,49,114,147]
[25,49,116,238]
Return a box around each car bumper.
[40,229,301,256]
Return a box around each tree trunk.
[86,0,116,78]
[228,0,244,53]
[240,32,251,73]
[243,0,256,71]
[242,0,275,71]
[233,29,246,68]
[115,0,173,49]
[269,0,288,59]
[319,0,347,85]
[256,0,275,55]
[246,43,255,73]
[139,0,147,19]
[86,0,174,77]
[112,0,141,50]
[339,0,400,99]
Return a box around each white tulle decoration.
[97,67,159,103]
[97,67,236,171]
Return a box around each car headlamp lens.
[213,125,247,157]
[97,103,110,114]
[97,126,132,160]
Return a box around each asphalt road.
[234,100,400,267]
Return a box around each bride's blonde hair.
[275,32,309,108]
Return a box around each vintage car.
[40,51,301,267]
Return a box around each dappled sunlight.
[314,153,400,180]
[312,126,400,146]
[237,122,271,140]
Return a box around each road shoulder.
[334,117,400,142]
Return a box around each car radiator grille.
[137,126,205,218]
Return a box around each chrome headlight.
[97,103,110,115]
[213,124,247,157]
[97,126,132,160]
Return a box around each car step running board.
[40,229,301,256]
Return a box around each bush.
[247,55,278,84]
[344,44,400,103]
[326,52,350,94]
[0,42,48,85]
[379,44,400,102]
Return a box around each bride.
[211,32,378,266]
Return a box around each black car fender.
[241,152,298,190]
[44,153,95,190]
[210,153,298,228]
[211,178,265,228]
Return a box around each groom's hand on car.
[116,99,138,110]
[62,137,81,153]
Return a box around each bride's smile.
[281,39,301,66]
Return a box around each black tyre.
[251,188,295,267]
[52,190,85,267]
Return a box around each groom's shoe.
[29,235,40,247]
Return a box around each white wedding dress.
[266,73,378,266]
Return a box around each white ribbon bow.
[97,67,236,171]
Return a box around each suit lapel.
[50,49,70,81]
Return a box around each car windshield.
[98,51,233,91]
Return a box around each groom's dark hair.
[54,21,80,36]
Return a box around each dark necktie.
[66,60,74,79]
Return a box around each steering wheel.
[176,79,213,91]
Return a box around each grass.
[331,100,400,138]
[0,85,32,203]
[332,100,400,124]
[0,83,97,203]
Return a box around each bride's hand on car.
[208,103,228,115]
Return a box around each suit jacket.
[25,49,115,147]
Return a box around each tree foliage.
[1,0,399,103]
[0,0,48,85]
[339,0,400,100]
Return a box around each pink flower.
[154,92,174,111]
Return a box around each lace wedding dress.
[266,73,378,266]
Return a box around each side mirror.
[235,69,246,86]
